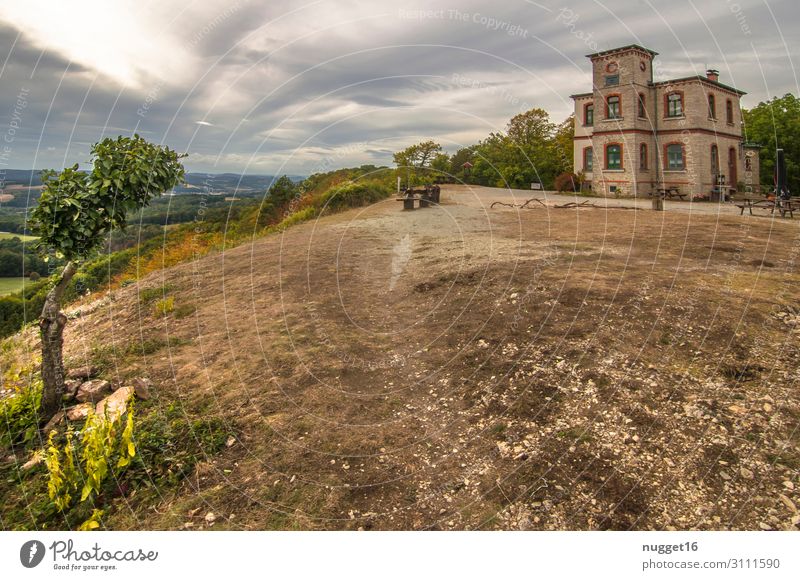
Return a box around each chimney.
[706,69,719,82]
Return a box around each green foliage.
[314,181,393,213]
[0,236,54,276]
[554,172,580,192]
[173,304,196,319]
[449,146,477,181]
[154,296,174,316]
[139,284,174,304]
[469,109,571,189]
[78,508,104,531]
[393,140,442,169]
[743,93,800,194]
[268,175,299,207]
[29,135,186,262]
[132,403,229,486]
[0,379,42,448]
[45,397,136,525]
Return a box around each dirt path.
[65,185,800,530]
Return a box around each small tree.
[393,140,442,186]
[29,135,185,422]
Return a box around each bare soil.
[54,185,800,530]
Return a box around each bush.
[28,271,41,281]
[45,397,136,526]
[314,181,392,213]
[554,172,580,192]
[0,379,42,448]
[154,297,174,316]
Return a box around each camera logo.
[20,540,46,568]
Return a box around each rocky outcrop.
[75,379,111,404]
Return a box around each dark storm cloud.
[0,0,797,174]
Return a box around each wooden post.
[652,195,664,211]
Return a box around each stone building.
[571,44,760,198]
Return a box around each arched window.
[583,147,593,172]
[584,103,594,125]
[726,99,734,124]
[606,95,621,119]
[665,143,685,170]
[708,94,716,119]
[638,93,646,118]
[666,92,683,117]
[605,143,623,170]
[711,144,719,176]
[640,143,648,170]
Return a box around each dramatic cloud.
[0,0,797,174]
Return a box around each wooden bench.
[658,187,687,200]
[397,186,440,210]
[735,197,796,218]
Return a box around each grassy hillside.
[2,185,798,531]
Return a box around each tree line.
[393,108,575,190]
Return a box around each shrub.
[139,285,173,304]
[0,379,42,448]
[173,304,196,319]
[45,397,136,525]
[154,296,174,316]
[28,271,41,281]
[554,172,580,192]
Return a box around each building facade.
[571,45,760,198]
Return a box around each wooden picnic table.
[734,197,796,218]
[653,187,687,200]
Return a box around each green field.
[0,231,37,242]
[0,277,27,296]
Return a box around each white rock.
[95,386,134,421]
[76,379,111,404]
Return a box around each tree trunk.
[39,261,77,423]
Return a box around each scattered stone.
[183,522,194,529]
[763,403,773,413]
[204,512,216,525]
[64,379,82,399]
[43,410,66,434]
[76,379,112,404]
[758,522,772,531]
[226,436,236,448]
[783,480,795,491]
[131,377,152,400]
[67,365,98,381]
[720,471,732,481]
[21,450,44,471]
[740,468,754,480]
[95,386,134,421]
[778,494,797,513]
[66,403,93,421]
[727,404,747,416]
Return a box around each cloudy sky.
[0,0,797,175]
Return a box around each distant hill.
[1,170,306,197]
[178,173,306,194]
[0,169,44,187]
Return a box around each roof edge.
[653,75,746,95]
[586,44,658,59]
